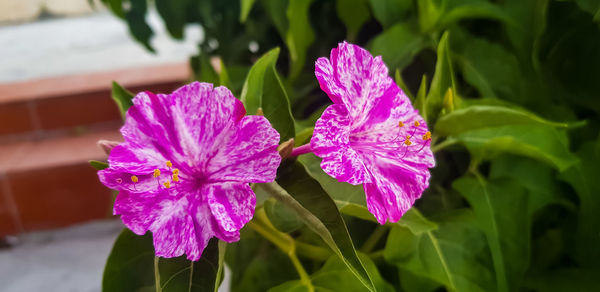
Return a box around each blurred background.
[0,1,199,290]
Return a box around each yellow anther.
[172,174,179,182]
[406,135,411,139]
[414,121,420,127]
[131,175,139,183]
[422,131,432,141]
[172,168,179,175]
[166,160,172,168]
[163,181,171,188]
[153,169,161,178]
[398,121,404,127]
[404,138,412,146]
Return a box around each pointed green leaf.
[111,81,134,119]
[453,175,529,292]
[449,124,578,171]
[434,105,568,136]
[425,31,455,124]
[240,0,258,22]
[395,68,414,100]
[89,160,109,170]
[240,48,295,142]
[370,22,429,71]
[270,161,377,291]
[286,0,315,79]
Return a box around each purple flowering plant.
[94,1,592,290]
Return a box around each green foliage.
[101,0,600,291]
[103,229,224,292]
[111,81,134,118]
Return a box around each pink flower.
[98,82,281,260]
[311,42,435,224]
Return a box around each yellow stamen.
[163,181,171,188]
[172,168,179,175]
[422,131,432,141]
[406,135,411,139]
[131,175,138,183]
[153,169,161,178]
[404,138,412,146]
[414,121,420,127]
[172,174,179,182]
[398,121,404,127]
[166,160,172,168]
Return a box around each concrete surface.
[0,9,202,83]
[0,219,232,291]
[0,219,123,291]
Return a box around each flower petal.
[170,83,246,171]
[204,182,256,233]
[206,115,281,183]
[114,189,212,261]
[363,157,432,224]
[315,42,392,123]
[311,104,371,185]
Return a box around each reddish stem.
[289,144,313,157]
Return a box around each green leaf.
[101,0,125,18]
[449,124,578,171]
[240,0,258,22]
[124,0,155,53]
[264,198,304,233]
[368,0,413,28]
[240,48,295,142]
[425,31,455,125]
[336,0,371,41]
[434,105,568,136]
[271,253,394,292]
[311,253,395,292]
[413,75,428,120]
[103,229,223,292]
[155,0,189,39]
[286,0,316,79]
[384,210,495,292]
[454,35,520,101]
[111,81,134,119]
[272,162,377,292]
[453,175,529,292]
[490,155,571,214]
[559,141,600,268]
[89,160,109,170]
[438,0,512,30]
[395,68,414,100]
[370,22,429,72]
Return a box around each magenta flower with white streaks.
[311,42,435,224]
[98,82,281,261]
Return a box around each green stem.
[296,241,332,261]
[154,256,161,292]
[248,209,314,291]
[368,250,385,265]
[360,225,388,253]
[431,138,458,152]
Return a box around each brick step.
[0,63,190,142]
[0,129,123,236]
